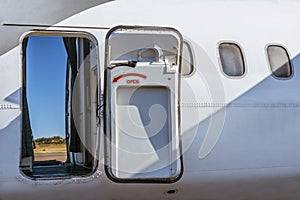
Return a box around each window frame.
[217,41,247,79]
[265,43,293,80]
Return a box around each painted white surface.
[1,0,300,199]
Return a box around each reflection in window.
[181,41,194,76]
[267,45,292,78]
[20,34,99,179]
[219,43,245,77]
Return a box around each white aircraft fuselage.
[1,0,300,199]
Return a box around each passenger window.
[20,34,99,179]
[218,43,245,77]
[181,41,195,76]
[267,45,292,78]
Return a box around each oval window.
[219,43,245,77]
[181,41,195,76]
[267,45,292,78]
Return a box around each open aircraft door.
[104,26,183,183]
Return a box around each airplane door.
[105,26,182,183]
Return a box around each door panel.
[105,26,183,183]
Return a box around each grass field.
[34,143,67,153]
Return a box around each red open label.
[113,73,147,83]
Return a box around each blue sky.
[26,36,67,139]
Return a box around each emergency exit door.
[105,26,182,183]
